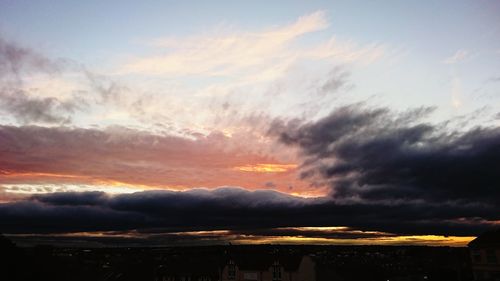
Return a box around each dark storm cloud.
[232,103,500,239]
[32,191,109,206]
[0,187,498,237]
[0,188,309,234]
[271,103,500,206]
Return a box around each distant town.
[2,230,499,281]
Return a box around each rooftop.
[468,229,500,248]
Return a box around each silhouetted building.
[469,229,500,281]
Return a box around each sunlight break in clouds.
[233,163,298,173]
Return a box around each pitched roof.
[468,229,500,247]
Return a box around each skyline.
[1,0,500,246]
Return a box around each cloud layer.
[272,104,500,207]
[0,124,303,193]
[1,9,499,246]
[1,104,500,243]
[0,186,496,243]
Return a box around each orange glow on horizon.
[7,229,475,247]
[0,165,323,198]
[232,235,475,247]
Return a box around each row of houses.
[152,229,500,281]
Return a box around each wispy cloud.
[486,75,500,83]
[0,37,59,78]
[121,11,328,76]
[0,37,77,124]
[119,11,385,79]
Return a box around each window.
[272,261,281,281]
[228,260,236,280]
[243,272,258,280]
[472,249,482,263]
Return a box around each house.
[220,250,316,281]
[468,229,500,281]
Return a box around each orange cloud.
[233,163,297,173]
[0,125,324,197]
[233,235,474,247]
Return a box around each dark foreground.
[1,236,472,281]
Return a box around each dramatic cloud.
[1,7,499,247]
[0,187,497,241]
[272,104,500,209]
[272,105,500,200]
[2,104,500,243]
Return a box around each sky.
[1,0,500,247]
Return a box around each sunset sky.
[1,0,500,246]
